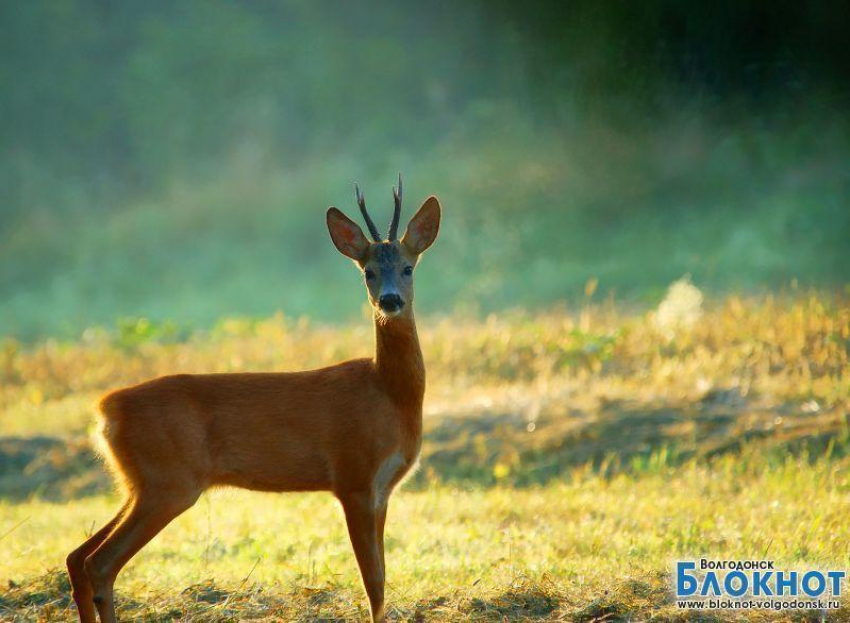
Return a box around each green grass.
[1,291,849,620]
[3,455,850,621]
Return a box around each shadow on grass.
[0,436,109,501]
[467,587,559,619]
[0,569,72,612]
[5,569,844,622]
[0,572,562,622]
[1,388,848,501]
[414,390,849,488]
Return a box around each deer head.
[327,174,441,318]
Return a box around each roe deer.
[66,174,441,623]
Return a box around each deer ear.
[327,207,370,261]
[401,196,441,255]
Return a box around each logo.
[674,559,845,611]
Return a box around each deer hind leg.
[84,487,200,623]
[66,501,130,623]
[341,491,386,622]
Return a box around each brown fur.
[97,357,422,496]
[66,193,441,623]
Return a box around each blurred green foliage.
[1,1,848,339]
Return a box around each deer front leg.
[340,491,385,622]
[376,499,388,579]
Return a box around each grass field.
[2,286,849,621]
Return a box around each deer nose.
[379,293,404,313]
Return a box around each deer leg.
[341,492,385,622]
[66,501,130,623]
[376,500,388,579]
[84,489,199,623]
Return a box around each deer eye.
[402,266,413,276]
[364,269,376,280]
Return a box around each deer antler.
[354,183,382,242]
[388,172,402,241]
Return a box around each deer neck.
[373,309,425,411]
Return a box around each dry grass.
[1,290,849,620]
[3,459,850,621]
